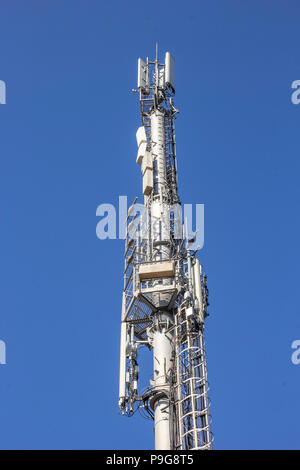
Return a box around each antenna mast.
[118,51,213,450]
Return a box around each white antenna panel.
[165,52,175,92]
[136,142,147,165]
[136,126,147,147]
[137,58,148,89]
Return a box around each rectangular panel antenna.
[165,52,175,92]
[137,58,148,89]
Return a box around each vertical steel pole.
[150,312,174,450]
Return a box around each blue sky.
[0,0,300,449]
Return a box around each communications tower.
[118,50,213,450]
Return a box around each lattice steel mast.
[118,50,213,450]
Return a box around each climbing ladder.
[173,305,213,450]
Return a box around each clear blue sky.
[0,0,299,450]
